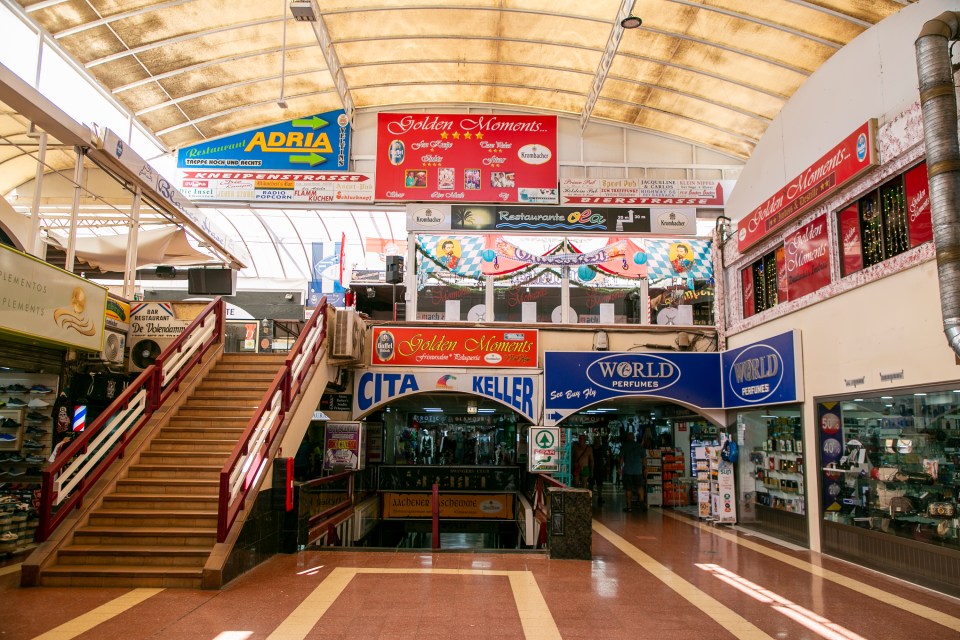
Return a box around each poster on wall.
[818,402,845,513]
[783,214,830,300]
[375,113,558,203]
[323,421,365,471]
[904,162,932,248]
[837,204,863,275]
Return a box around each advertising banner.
[177,110,351,172]
[720,330,802,409]
[838,204,863,275]
[818,402,845,513]
[322,421,365,471]
[738,120,877,252]
[375,113,558,203]
[783,214,830,300]
[529,427,560,473]
[0,244,108,352]
[741,266,755,319]
[354,368,541,423]
[560,178,729,207]
[371,326,538,368]
[382,493,514,519]
[904,162,932,248]
[447,204,651,233]
[176,170,375,204]
[544,351,724,424]
[379,465,519,492]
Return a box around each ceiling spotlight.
[277,100,288,109]
[467,401,478,415]
[621,15,642,29]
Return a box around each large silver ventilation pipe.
[916,11,960,357]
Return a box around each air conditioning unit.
[290,0,318,21]
[96,330,126,365]
[330,309,365,363]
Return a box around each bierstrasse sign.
[561,178,730,207]
[371,326,538,368]
[737,120,877,252]
[375,113,558,203]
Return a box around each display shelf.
[645,449,662,506]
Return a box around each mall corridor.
[1,492,957,640]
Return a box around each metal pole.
[124,186,143,299]
[431,482,440,550]
[27,131,47,256]
[65,146,86,274]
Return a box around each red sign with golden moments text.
[375,113,558,203]
[738,120,877,252]
[371,326,538,368]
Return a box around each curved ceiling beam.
[782,1,873,28]
[52,0,196,39]
[581,0,633,131]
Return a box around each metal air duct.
[916,11,960,356]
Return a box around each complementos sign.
[371,326,538,368]
[353,369,541,423]
[544,330,801,423]
[375,113,558,203]
[737,120,877,252]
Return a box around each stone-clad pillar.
[547,487,592,560]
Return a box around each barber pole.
[73,405,86,432]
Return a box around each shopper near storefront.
[620,431,645,512]
[572,433,593,489]
[592,435,611,504]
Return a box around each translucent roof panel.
[12,0,909,161]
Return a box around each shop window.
[493,265,563,323]
[818,390,959,547]
[742,246,785,318]
[736,408,806,520]
[838,163,931,277]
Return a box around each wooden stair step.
[116,478,219,494]
[58,545,211,566]
[103,493,219,509]
[127,464,222,479]
[89,509,217,527]
[156,427,245,441]
[39,564,203,588]
[73,526,217,547]
[150,438,238,452]
[137,452,229,465]
[167,416,249,428]
[176,406,258,417]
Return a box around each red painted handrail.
[36,297,225,542]
[217,298,328,542]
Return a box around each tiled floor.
[1,491,959,640]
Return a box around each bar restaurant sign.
[737,120,877,252]
[371,326,538,368]
[0,244,107,352]
[382,493,514,519]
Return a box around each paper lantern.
[578,265,596,281]
[633,252,647,265]
[482,249,496,262]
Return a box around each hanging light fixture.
[621,15,642,29]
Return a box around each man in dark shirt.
[619,431,645,512]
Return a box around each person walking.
[571,433,594,489]
[619,431,645,512]
[592,435,610,504]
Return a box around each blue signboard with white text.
[544,351,723,424]
[176,109,350,171]
[721,330,802,409]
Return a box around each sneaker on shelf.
[26,412,48,422]
[6,384,29,394]
[5,455,23,463]
[25,426,44,436]
[22,439,43,450]
[26,398,49,408]
[28,385,52,394]
[0,532,17,542]
[0,433,15,442]
[6,398,26,407]
[0,400,5,409]
[24,455,44,465]
[5,468,24,477]
[0,417,20,428]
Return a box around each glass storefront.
[818,387,959,548]
[413,233,714,325]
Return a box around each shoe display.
[29,385,52,394]
[0,532,18,542]
[22,439,43,450]
[27,398,50,408]
[0,417,20,428]
[5,455,23,463]
[25,426,44,436]
[6,384,29,394]
[6,398,26,407]
[5,468,24,477]
[0,433,15,442]
[24,455,45,464]
[26,411,48,422]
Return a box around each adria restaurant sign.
[372,326,538,368]
[738,120,877,252]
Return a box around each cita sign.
[528,427,560,473]
[353,369,541,423]
[737,120,877,252]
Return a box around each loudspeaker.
[187,268,237,295]
[155,265,177,279]
[385,256,403,284]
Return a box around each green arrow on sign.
[536,431,554,448]
[292,116,329,129]
[290,153,327,167]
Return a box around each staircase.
[39,353,287,588]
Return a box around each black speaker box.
[187,268,237,295]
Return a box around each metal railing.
[217,298,328,542]
[36,297,225,542]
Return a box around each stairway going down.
[40,353,288,588]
